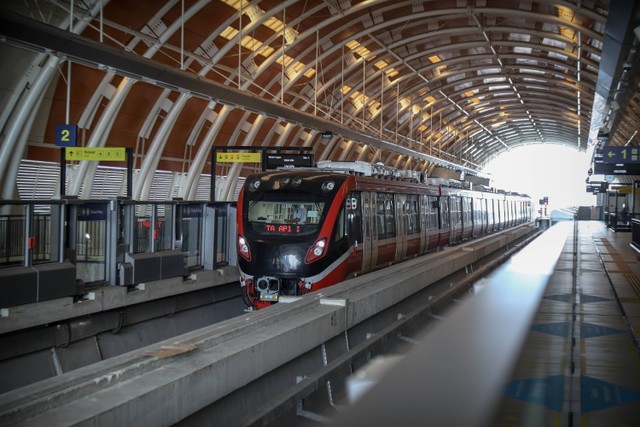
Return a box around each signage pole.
[60,147,66,196]
[211,147,217,202]
[126,148,133,199]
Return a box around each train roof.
[245,162,529,198]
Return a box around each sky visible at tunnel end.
[482,144,596,211]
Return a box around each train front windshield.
[246,197,326,236]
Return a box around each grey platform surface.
[332,221,640,427]
[493,221,640,425]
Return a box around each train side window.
[439,197,450,229]
[427,196,438,229]
[450,196,461,226]
[385,195,396,237]
[406,195,420,234]
[462,197,472,228]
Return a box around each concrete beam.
[0,266,239,334]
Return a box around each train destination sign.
[216,152,262,163]
[601,146,640,163]
[262,223,304,234]
[66,147,126,161]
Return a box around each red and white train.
[236,161,532,309]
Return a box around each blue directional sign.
[601,146,640,163]
[55,124,78,147]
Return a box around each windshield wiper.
[248,193,265,215]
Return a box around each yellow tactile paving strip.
[598,238,640,299]
[492,222,640,426]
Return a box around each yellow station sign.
[66,147,126,161]
[216,152,262,163]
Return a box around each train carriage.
[236,162,532,310]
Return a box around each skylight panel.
[220,26,239,40]
[477,67,501,75]
[521,68,545,75]
[514,46,532,54]
[541,37,566,49]
[508,33,531,42]
[548,51,568,61]
[346,40,374,60]
[264,16,284,33]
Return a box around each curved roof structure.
[0,0,637,201]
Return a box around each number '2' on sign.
[55,124,78,147]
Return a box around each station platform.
[494,221,640,425]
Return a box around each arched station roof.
[0,0,638,200]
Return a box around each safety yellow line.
[600,238,640,298]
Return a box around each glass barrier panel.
[32,204,52,265]
[182,204,203,268]
[76,203,107,283]
[0,206,25,268]
[156,203,173,251]
[216,207,228,265]
[134,204,152,254]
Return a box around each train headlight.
[238,235,251,261]
[305,238,327,263]
[292,177,302,187]
[313,239,325,256]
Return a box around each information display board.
[601,146,640,163]
[593,161,640,175]
[216,152,262,163]
[66,147,126,161]
[55,124,78,147]
[265,153,313,169]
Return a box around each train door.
[375,193,397,265]
[462,196,473,240]
[425,195,439,251]
[472,197,482,237]
[439,196,450,247]
[345,192,364,274]
[449,196,462,244]
[420,195,428,253]
[487,198,494,233]
[482,198,488,235]
[361,191,377,271]
[403,194,421,259]
[395,194,407,261]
